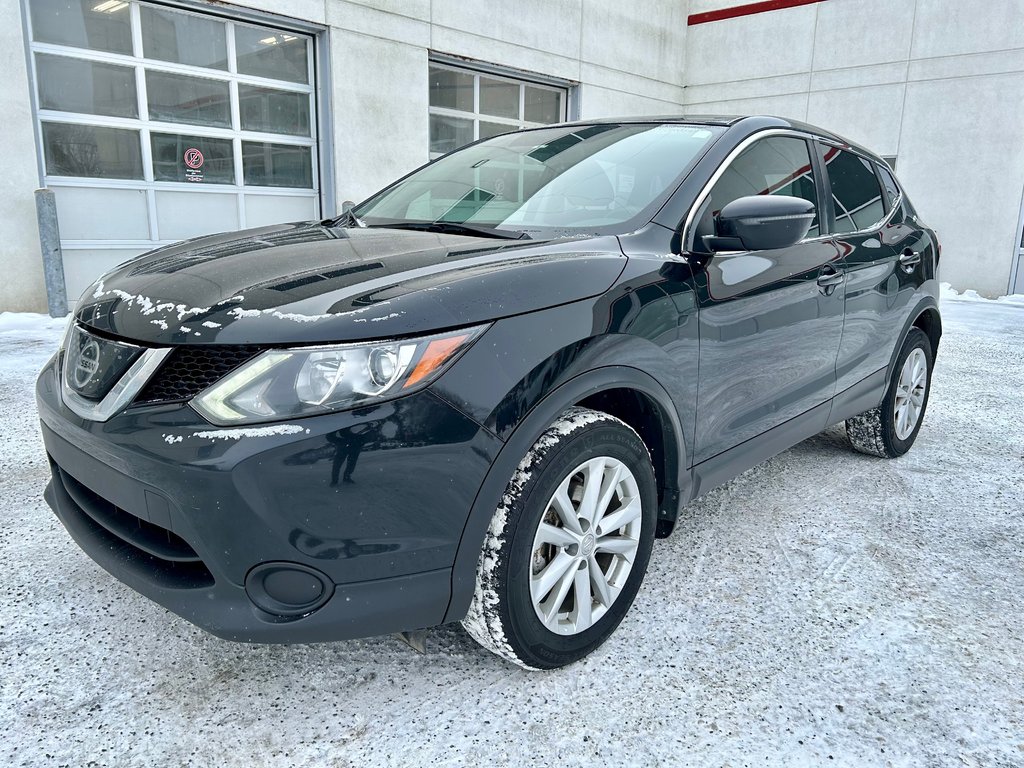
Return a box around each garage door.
[26,0,320,302]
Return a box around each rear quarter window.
[824,148,885,233]
[877,164,901,209]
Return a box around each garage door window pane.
[30,0,133,54]
[146,71,231,128]
[479,121,514,140]
[430,114,473,155]
[826,149,885,233]
[140,5,228,70]
[238,85,310,136]
[242,142,312,188]
[479,77,519,119]
[235,26,308,84]
[524,86,561,124]
[36,54,137,118]
[429,66,474,112]
[151,133,234,184]
[42,122,142,179]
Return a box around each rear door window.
[824,148,885,233]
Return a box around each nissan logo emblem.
[72,339,101,389]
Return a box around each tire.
[846,327,933,458]
[462,407,658,670]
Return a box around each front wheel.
[846,327,934,458]
[462,407,657,669]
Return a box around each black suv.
[37,116,940,669]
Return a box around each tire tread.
[461,407,648,670]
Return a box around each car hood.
[75,222,627,345]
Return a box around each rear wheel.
[846,327,933,458]
[462,407,657,669]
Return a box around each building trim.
[688,0,827,26]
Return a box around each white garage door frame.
[1012,186,1024,296]
[21,0,334,298]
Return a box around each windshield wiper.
[324,200,366,229]
[369,221,530,240]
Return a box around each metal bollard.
[35,188,68,318]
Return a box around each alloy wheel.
[894,347,928,440]
[529,456,643,635]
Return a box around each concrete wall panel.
[428,25,581,83]
[685,73,810,105]
[330,30,429,204]
[580,62,685,105]
[581,0,688,84]
[812,0,915,70]
[685,4,818,86]
[222,0,328,26]
[908,47,1024,83]
[326,1,430,47]
[431,0,583,64]
[809,61,908,92]
[343,0,430,21]
[806,83,905,156]
[911,0,1024,60]
[685,93,810,121]
[1,2,46,312]
[688,0,751,14]
[580,85,683,119]
[898,72,1024,296]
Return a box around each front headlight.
[191,325,487,425]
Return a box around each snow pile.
[940,281,1024,305]
[0,311,68,340]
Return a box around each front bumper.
[36,355,501,643]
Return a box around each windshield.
[354,123,723,237]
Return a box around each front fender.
[440,363,689,625]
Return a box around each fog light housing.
[245,562,334,618]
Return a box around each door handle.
[816,267,845,295]
[899,249,921,272]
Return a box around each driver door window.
[695,136,819,249]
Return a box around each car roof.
[559,114,746,127]
[553,114,885,163]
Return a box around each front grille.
[134,345,266,405]
[65,324,143,401]
[53,463,214,590]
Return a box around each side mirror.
[703,195,815,252]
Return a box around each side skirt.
[686,368,888,504]
[689,400,831,501]
[826,367,887,426]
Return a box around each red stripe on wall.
[688,0,827,26]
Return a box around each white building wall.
[683,0,1024,297]
[1,3,47,313]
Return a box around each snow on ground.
[1,294,1022,767]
